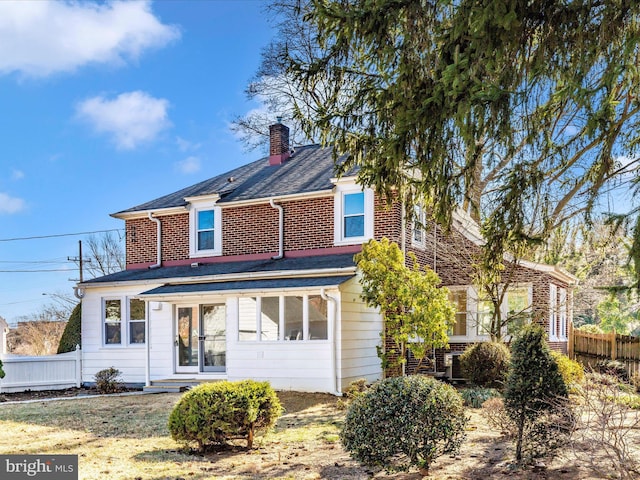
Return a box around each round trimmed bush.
[459,341,511,387]
[168,380,282,451]
[341,375,467,473]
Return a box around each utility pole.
[68,240,91,282]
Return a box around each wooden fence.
[0,346,81,393]
[569,323,640,378]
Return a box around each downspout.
[321,288,341,396]
[148,212,162,269]
[73,286,85,299]
[145,300,151,387]
[269,198,284,260]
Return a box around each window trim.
[103,298,123,346]
[549,284,558,341]
[236,292,331,343]
[333,184,374,245]
[558,287,567,340]
[412,204,427,248]
[189,200,222,258]
[128,298,147,345]
[447,284,533,341]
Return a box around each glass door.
[200,304,226,372]
[175,306,199,373]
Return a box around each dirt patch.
[0,389,625,479]
[0,386,140,402]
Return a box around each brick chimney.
[269,119,290,166]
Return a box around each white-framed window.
[558,287,567,340]
[446,284,532,340]
[103,297,146,346]
[333,184,374,245]
[189,200,222,257]
[237,293,329,342]
[447,288,468,336]
[104,298,122,345]
[549,284,558,340]
[128,298,146,344]
[412,204,426,247]
[506,285,532,335]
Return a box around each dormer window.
[334,183,374,245]
[189,197,222,257]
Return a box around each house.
[77,122,575,393]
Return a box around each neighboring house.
[78,122,575,393]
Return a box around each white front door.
[175,304,227,374]
[175,306,199,373]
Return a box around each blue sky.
[0,0,276,323]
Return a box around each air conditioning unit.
[444,352,466,382]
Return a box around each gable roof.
[113,145,350,217]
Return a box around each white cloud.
[176,137,202,152]
[0,193,25,214]
[176,156,201,174]
[76,91,171,149]
[0,1,180,77]
[11,169,24,180]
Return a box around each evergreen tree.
[504,323,568,461]
[57,303,81,354]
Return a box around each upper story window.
[333,183,374,245]
[412,204,426,247]
[188,197,222,257]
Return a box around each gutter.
[148,212,162,269]
[269,198,284,260]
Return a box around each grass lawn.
[0,391,351,480]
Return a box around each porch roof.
[138,275,355,297]
[81,253,357,286]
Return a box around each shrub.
[94,367,123,394]
[0,359,4,379]
[504,324,569,462]
[341,375,467,474]
[337,378,370,410]
[459,341,510,387]
[595,359,629,383]
[481,397,516,436]
[551,351,584,388]
[460,387,500,408]
[577,324,604,334]
[57,303,81,354]
[168,380,282,451]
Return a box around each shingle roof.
[81,253,357,286]
[139,275,355,296]
[114,145,351,215]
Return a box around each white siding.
[81,283,172,385]
[338,276,383,389]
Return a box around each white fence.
[0,346,81,393]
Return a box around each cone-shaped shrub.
[57,303,81,354]
[341,375,466,473]
[504,324,568,461]
[168,380,282,451]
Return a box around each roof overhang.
[112,206,188,220]
[137,275,355,301]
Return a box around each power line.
[0,228,124,242]
[0,269,76,273]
